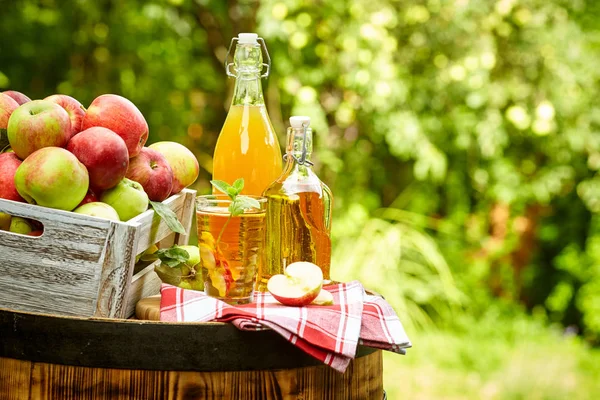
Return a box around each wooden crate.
[0,189,196,319]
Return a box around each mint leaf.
[210,180,232,195]
[235,195,261,210]
[150,200,186,234]
[0,128,9,153]
[233,178,244,192]
[226,186,239,198]
[229,203,244,217]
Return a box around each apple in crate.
[2,90,31,105]
[74,202,120,221]
[14,147,89,211]
[100,178,149,222]
[9,216,34,235]
[148,141,199,194]
[267,262,324,307]
[7,100,71,159]
[126,147,174,201]
[0,93,19,132]
[77,189,99,207]
[44,94,86,137]
[0,153,25,202]
[82,94,148,158]
[67,127,129,192]
[0,213,11,231]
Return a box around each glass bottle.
[212,33,282,195]
[258,116,333,290]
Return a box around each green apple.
[148,141,199,194]
[73,202,120,221]
[14,147,89,211]
[154,245,203,291]
[9,216,33,235]
[0,212,11,231]
[100,178,149,221]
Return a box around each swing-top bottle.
[212,33,282,195]
[258,116,333,290]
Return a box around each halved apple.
[311,289,334,306]
[267,262,323,307]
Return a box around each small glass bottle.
[258,116,333,290]
[212,33,282,195]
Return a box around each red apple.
[14,147,89,211]
[0,153,25,202]
[7,100,71,159]
[0,93,19,132]
[77,189,99,207]
[148,141,199,194]
[2,91,31,105]
[267,262,324,307]
[67,127,129,192]
[44,94,86,137]
[126,147,174,201]
[82,94,148,157]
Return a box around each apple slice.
[267,262,323,307]
[311,289,334,306]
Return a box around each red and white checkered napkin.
[160,280,411,373]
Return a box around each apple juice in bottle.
[212,33,282,196]
[257,116,333,291]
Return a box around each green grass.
[382,310,600,400]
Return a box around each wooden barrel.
[0,307,383,399]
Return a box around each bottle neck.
[231,44,265,106]
[285,126,313,167]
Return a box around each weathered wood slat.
[0,189,197,318]
[131,189,196,256]
[125,261,162,319]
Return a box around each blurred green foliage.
[2,0,600,396]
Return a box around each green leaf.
[0,128,9,153]
[226,186,239,198]
[149,200,186,234]
[235,195,261,210]
[229,203,244,217]
[210,180,232,195]
[233,178,244,192]
[156,247,190,265]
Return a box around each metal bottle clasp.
[284,122,314,166]
[224,36,271,79]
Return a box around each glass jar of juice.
[212,33,282,196]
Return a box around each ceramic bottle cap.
[289,116,311,129]
[238,33,259,45]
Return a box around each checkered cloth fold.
[160,280,411,373]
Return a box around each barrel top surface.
[0,307,376,372]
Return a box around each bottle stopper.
[238,33,259,45]
[289,116,311,129]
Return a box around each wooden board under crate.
[0,188,196,319]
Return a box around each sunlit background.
[2,0,600,398]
